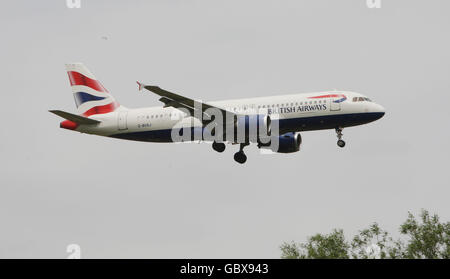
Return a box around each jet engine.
[258,132,302,153]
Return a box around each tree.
[281,209,449,259]
[350,223,398,259]
[400,210,450,259]
[281,229,349,259]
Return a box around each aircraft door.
[118,111,128,130]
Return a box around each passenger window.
[359,97,364,101]
[353,97,358,102]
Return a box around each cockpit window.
[353,97,372,102]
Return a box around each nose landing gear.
[234,143,249,164]
[212,141,226,153]
[335,127,346,148]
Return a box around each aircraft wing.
[137,82,237,124]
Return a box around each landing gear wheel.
[234,151,247,164]
[335,127,346,148]
[212,142,226,153]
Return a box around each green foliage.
[281,229,349,259]
[400,209,450,259]
[281,209,450,259]
[280,241,301,259]
[351,223,394,259]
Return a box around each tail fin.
[65,63,120,116]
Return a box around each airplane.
[50,63,385,164]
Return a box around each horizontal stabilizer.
[49,110,101,125]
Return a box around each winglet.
[137,81,145,91]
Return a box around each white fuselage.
[75,90,385,143]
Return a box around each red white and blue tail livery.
[50,63,385,164]
[66,63,120,116]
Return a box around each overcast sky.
[0,0,449,258]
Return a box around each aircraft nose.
[373,103,385,120]
[378,104,386,116]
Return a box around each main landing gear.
[335,127,346,148]
[234,143,249,164]
[213,141,248,164]
[212,141,226,153]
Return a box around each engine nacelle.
[235,114,271,143]
[259,132,302,153]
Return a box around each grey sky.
[0,0,449,258]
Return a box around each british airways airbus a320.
[50,63,385,164]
